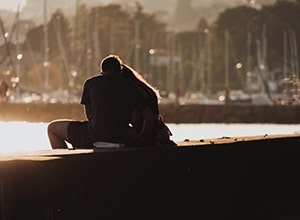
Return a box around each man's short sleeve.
[80,78,92,105]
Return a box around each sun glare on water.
[0,122,300,155]
[0,121,50,154]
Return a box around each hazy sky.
[0,0,27,11]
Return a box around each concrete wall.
[0,102,300,123]
[1,135,300,219]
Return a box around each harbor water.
[0,122,300,154]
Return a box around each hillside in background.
[1,0,276,31]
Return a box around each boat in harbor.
[177,91,222,105]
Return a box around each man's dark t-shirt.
[81,73,146,144]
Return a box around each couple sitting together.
[47,54,176,149]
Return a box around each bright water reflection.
[0,122,300,154]
[167,123,300,141]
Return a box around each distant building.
[149,48,181,67]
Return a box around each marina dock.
[1,133,300,219]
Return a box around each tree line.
[0,0,299,96]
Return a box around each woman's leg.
[47,119,72,149]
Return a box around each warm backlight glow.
[0,0,26,11]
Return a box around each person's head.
[122,64,161,100]
[100,54,123,75]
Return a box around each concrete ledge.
[1,134,300,219]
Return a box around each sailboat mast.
[0,14,16,77]
[15,5,20,99]
[283,30,288,95]
[43,0,49,88]
[206,32,212,95]
[290,29,299,96]
[134,20,140,72]
[224,29,229,88]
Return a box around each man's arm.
[83,105,92,120]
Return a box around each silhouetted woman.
[121,64,175,147]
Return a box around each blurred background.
[0,0,300,153]
[0,0,299,105]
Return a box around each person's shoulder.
[85,74,104,82]
[83,75,105,89]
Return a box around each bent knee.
[47,120,70,135]
[47,121,58,135]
